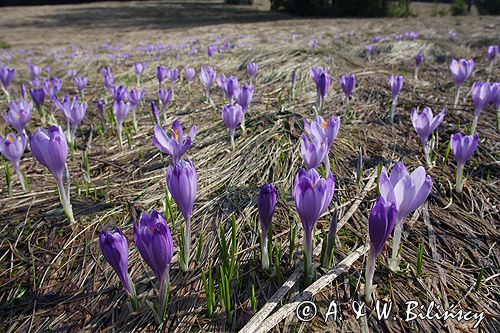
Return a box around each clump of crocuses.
[30,126,75,223]
[153,119,196,164]
[388,75,403,122]
[294,168,335,283]
[0,133,27,191]
[450,133,478,193]
[410,107,445,167]
[221,104,243,150]
[379,162,432,271]
[258,183,277,270]
[166,160,197,272]
[100,226,139,310]
[134,210,174,322]
[449,59,474,108]
[364,197,397,304]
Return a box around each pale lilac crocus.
[55,94,86,145]
[310,67,331,113]
[74,76,88,95]
[470,81,494,134]
[221,104,243,150]
[128,87,145,131]
[134,210,174,320]
[293,168,335,283]
[339,74,355,112]
[133,62,146,86]
[151,101,161,126]
[367,44,375,61]
[379,162,432,271]
[415,53,423,80]
[199,66,216,101]
[236,84,253,131]
[364,196,398,304]
[42,77,62,120]
[184,67,195,90]
[388,75,404,122]
[30,126,75,223]
[166,160,197,272]
[410,107,445,167]
[0,66,16,101]
[4,99,32,134]
[113,101,132,150]
[303,115,340,174]
[218,75,239,102]
[449,59,474,108]
[0,133,27,191]
[258,182,276,270]
[153,119,196,165]
[300,134,328,171]
[247,62,258,84]
[28,64,41,80]
[99,226,138,310]
[450,133,478,193]
[111,85,128,104]
[167,68,179,99]
[486,45,498,81]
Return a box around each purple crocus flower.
[246,62,259,83]
[111,85,128,103]
[0,133,27,190]
[207,44,217,58]
[364,196,398,304]
[487,45,499,63]
[20,83,27,99]
[218,75,239,101]
[415,53,423,67]
[236,84,254,112]
[97,98,105,128]
[55,94,86,144]
[157,65,168,89]
[293,168,335,283]
[470,81,495,134]
[410,107,445,166]
[133,62,146,77]
[4,99,33,133]
[0,66,16,91]
[158,88,172,112]
[300,134,328,170]
[28,64,41,80]
[30,88,45,109]
[339,74,356,99]
[128,87,145,108]
[379,162,432,270]
[184,66,195,83]
[167,68,179,83]
[450,132,479,193]
[42,77,62,101]
[99,226,134,296]
[388,75,404,122]
[134,209,174,283]
[372,35,381,43]
[113,101,131,149]
[309,39,318,49]
[101,67,115,91]
[221,103,243,150]
[67,69,77,78]
[73,76,88,93]
[30,126,74,223]
[449,59,474,87]
[310,67,331,111]
[258,182,276,269]
[153,119,196,165]
[151,101,161,125]
[493,83,500,130]
[199,66,216,99]
[303,115,340,173]
[166,159,197,272]
[367,44,375,60]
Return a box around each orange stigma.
[173,129,179,141]
[322,121,328,130]
[149,227,155,233]
[8,135,14,143]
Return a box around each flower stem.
[388,217,404,271]
[364,247,377,304]
[390,97,398,123]
[470,115,479,135]
[230,134,235,151]
[260,232,269,270]
[423,143,432,168]
[180,219,191,272]
[56,175,75,224]
[128,279,139,311]
[455,163,464,193]
[117,124,123,151]
[15,166,26,191]
[303,230,314,284]
[132,107,138,132]
[453,86,461,109]
[241,114,246,132]
[1,86,10,103]
[497,108,500,132]
[414,67,419,81]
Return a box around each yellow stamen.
[8,135,14,143]
[173,129,179,141]
[322,121,327,130]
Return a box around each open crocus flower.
[111,85,128,104]
[304,115,340,173]
[300,134,328,171]
[99,226,138,310]
[73,76,88,94]
[246,62,258,84]
[0,66,16,100]
[236,84,254,131]
[388,75,404,122]
[199,66,216,100]
[450,132,479,193]
[221,104,243,150]
[166,160,197,272]
[364,196,398,304]
[294,168,335,283]
[113,101,132,150]
[339,74,355,112]
[218,75,239,102]
[55,94,86,145]
[449,59,474,108]
[42,77,62,102]
[153,119,196,165]
[30,126,74,223]
[0,133,27,191]
[4,99,32,134]
[410,107,445,167]
[134,210,174,321]
[379,162,432,271]
[258,182,277,270]
[310,67,331,112]
[470,81,494,134]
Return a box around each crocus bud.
[99,227,132,295]
[450,132,478,194]
[111,85,128,104]
[28,64,41,80]
[415,53,423,67]
[207,44,217,58]
[378,162,432,270]
[471,81,494,134]
[0,66,16,90]
[128,87,145,107]
[258,182,276,270]
[153,119,196,165]
[236,84,254,112]
[410,107,445,166]
[157,65,168,88]
[449,59,474,87]
[339,74,356,99]
[20,83,27,99]
[388,75,404,99]
[167,68,179,83]
[246,62,259,80]
[158,88,172,111]
[151,101,161,125]
[4,99,32,133]
[222,104,243,149]
[113,101,131,127]
[486,45,499,63]
[30,88,45,109]
[133,62,146,77]
[365,196,398,304]
[73,76,88,93]
[294,168,335,283]
[166,160,197,271]
[199,66,216,98]
[184,66,195,82]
